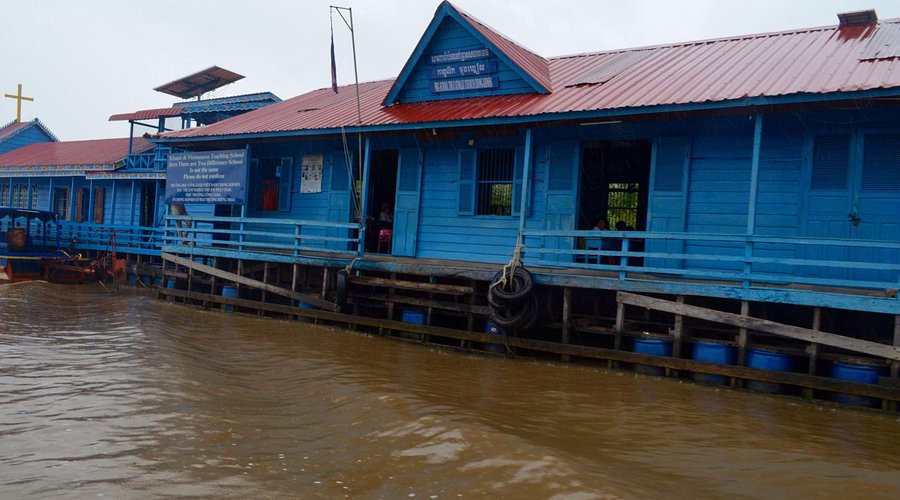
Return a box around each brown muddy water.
[1,282,898,499]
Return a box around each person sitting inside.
[378,202,393,229]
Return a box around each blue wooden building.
[149,3,900,402]
[4,4,898,403]
[0,118,57,155]
[0,68,280,259]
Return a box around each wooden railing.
[522,229,900,292]
[162,215,360,258]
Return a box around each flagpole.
[331,6,364,217]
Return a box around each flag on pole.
[330,29,339,93]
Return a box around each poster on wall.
[165,149,247,204]
[300,154,323,194]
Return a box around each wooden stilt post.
[464,279,475,349]
[804,307,822,399]
[321,267,330,300]
[562,287,572,362]
[207,258,217,310]
[259,262,269,317]
[609,298,625,368]
[892,315,900,378]
[889,315,900,411]
[187,256,194,305]
[671,295,685,376]
[735,300,749,387]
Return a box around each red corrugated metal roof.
[162,16,900,140]
[109,107,184,122]
[453,3,551,91]
[0,137,152,167]
[0,120,29,140]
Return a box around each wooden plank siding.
[397,18,537,104]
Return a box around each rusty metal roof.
[0,137,152,168]
[154,66,244,99]
[109,107,185,122]
[160,15,900,141]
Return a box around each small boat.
[0,207,97,284]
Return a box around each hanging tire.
[335,269,349,310]
[490,293,537,332]
[488,267,533,307]
[517,294,541,334]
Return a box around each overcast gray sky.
[2,0,899,141]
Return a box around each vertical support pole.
[737,301,750,366]
[803,307,822,399]
[236,259,244,298]
[129,179,135,226]
[321,267,330,300]
[747,113,763,235]
[886,315,900,410]
[384,272,397,336]
[744,113,763,288]
[670,296,685,376]
[891,315,900,378]
[209,259,218,309]
[26,178,33,209]
[261,262,269,314]
[357,137,372,258]
[609,298,625,369]
[110,179,117,225]
[464,279,475,349]
[735,300,750,387]
[562,287,572,362]
[517,128,533,239]
[292,264,299,292]
[48,177,54,213]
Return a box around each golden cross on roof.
[4,83,34,123]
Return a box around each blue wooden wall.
[0,123,55,155]
[396,17,537,104]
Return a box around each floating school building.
[8,3,900,406]
[149,3,900,407]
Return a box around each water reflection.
[1,282,898,498]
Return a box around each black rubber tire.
[490,293,536,331]
[517,294,541,334]
[488,267,533,306]
[335,269,349,309]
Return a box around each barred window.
[476,148,513,216]
[607,183,640,228]
[12,184,28,208]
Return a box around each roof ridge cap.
[549,19,884,62]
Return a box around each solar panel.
[153,66,245,99]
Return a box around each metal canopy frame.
[153,66,245,100]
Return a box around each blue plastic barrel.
[296,301,319,324]
[399,309,426,340]
[128,274,137,284]
[692,340,737,385]
[746,348,793,394]
[166,278,176,289]
[222,286,238,312]
[831,360,885,407]
[632,337,673,376]
[401,309,426,324]
[483,322,506,353]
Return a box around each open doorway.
[366,150,399,253]
[579,140,651,231]
[139,181,157,227]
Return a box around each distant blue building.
[0,68,280,256]
[0,118,57,155]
